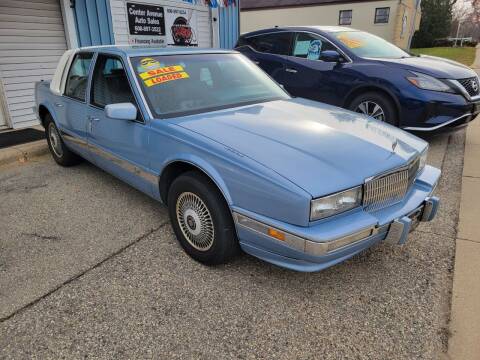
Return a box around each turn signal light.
[268,228,285,241]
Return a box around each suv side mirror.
[321,50,342,63]
[105,103,137,121]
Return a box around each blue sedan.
[36,46,440,272]
[236,26,480,132]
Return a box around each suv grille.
[458,77,480,97]
[363,157,420,212]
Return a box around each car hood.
[173,98,427,198]
[373,55,476,79]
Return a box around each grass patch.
[410,47,476,66]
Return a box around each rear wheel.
[348,91,398,126]
[168,171,239,265]
[45,115,81,166]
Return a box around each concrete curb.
[0,139,49,167]
[472,44,480,69]
[447,47,480,360]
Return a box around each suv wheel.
[348,91,398,126]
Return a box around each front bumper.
[401,92,480,132]
[233,165,441,272]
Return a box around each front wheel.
[348,91,398,126]
[168,171,239,265]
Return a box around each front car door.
[86,53,154,196]
[236,32,293,81]
[281,32,354,106]
[58,52,94,160]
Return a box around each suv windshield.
[131,53,289,118]
[334,31,410,59]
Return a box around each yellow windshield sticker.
[336,34,364,49]
[139,65,184,80]
[144,71,190,87]
[138,57,160,72]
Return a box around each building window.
[339,10,352,25]
[374,7,390,23]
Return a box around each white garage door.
[0,0,67,129]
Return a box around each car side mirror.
[105,103,137,121]
[321,50,342,63]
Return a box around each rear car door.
[86,53,154,196]
[236,32,292,81]
[58,52,94,160]
[280,32,353,106]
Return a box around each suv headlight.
[406,71,453,93]
[419,146,428,171]
[310,186,363,221]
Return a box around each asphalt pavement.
[0,129,465,359]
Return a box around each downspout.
[407,0,421,50]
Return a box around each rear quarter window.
[64,53,93,101]
[240,33,293,55]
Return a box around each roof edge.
[241,0,386,10]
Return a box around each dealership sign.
[127,2,198,47]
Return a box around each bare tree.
[452,0,480,41]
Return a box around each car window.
[132,53,289,118]
[91,55,136,109]
[64,53,93,101]
[245,32,293,55]
[291,33,337,60]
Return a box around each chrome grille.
[363,158,419,212]
[458,77,480,97]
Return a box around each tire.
[168,171,239,265]
[347,91,398,126]
[45,114,81,166]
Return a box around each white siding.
[109,0,213,47]
[241,0,399,43]
[0,0,67,129]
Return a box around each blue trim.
[73,0,114,46]
[105,0,115,44]
[86,0,101,45]
[219,4,239,48]
[75,0,92,46]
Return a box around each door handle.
[54,102,64,107]
[285,68,298,73]
[253,61,260,65]
[87,116,100,133]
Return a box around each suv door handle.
[87,115,100,121]
[285,68,298,73]
[54,102,64,108]
[252,60,260,65]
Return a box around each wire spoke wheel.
[176,192,215,251]
[48,122,63,158]
[355,101,386,121]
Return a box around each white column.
[60,0,79,49]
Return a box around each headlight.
[406,71,453,92]
[419,146,428,171]
[310,186,363,221]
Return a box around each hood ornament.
[391,139,398,153]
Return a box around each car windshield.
[131,53,289,118]
[334,31,410,59]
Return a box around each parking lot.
[0,130,465,359]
